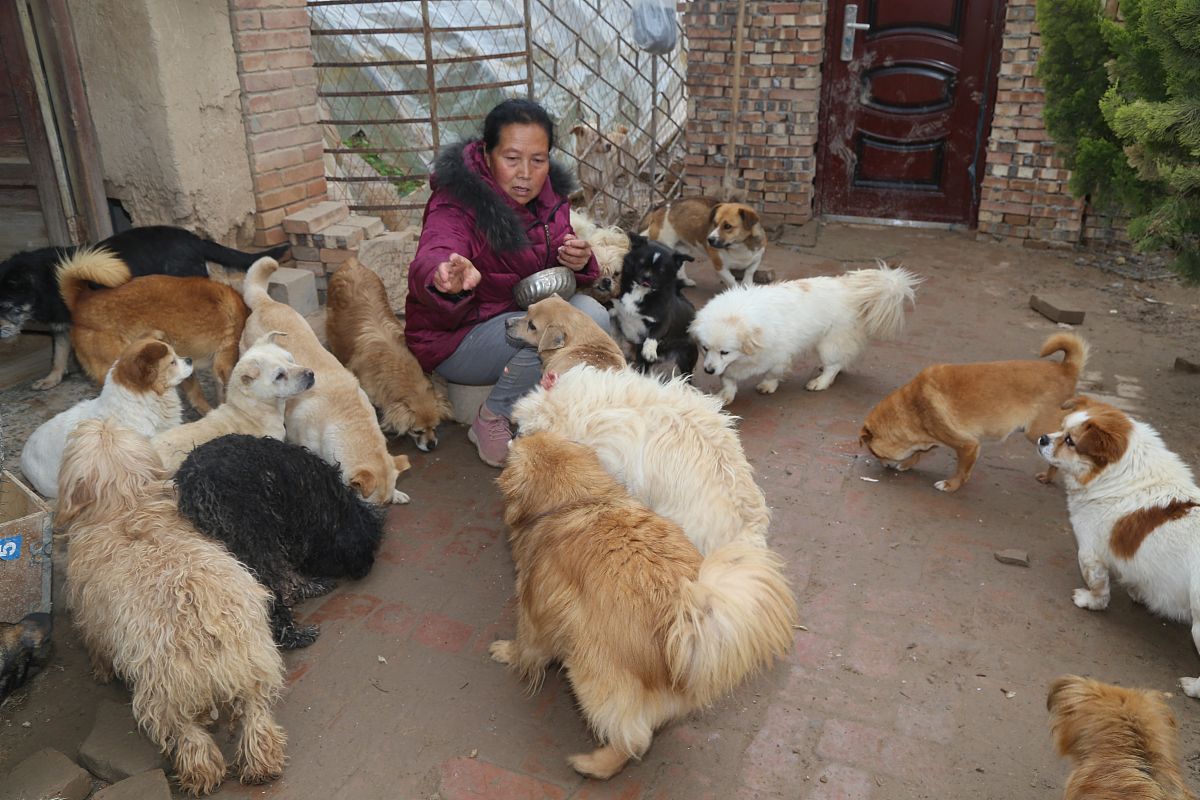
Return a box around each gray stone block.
[446,382,494,426]
[267,266,319,316]
[1,747,93,800]
[93,769,171,800]
[77,699,166,784]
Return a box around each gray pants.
[435,294,612,418]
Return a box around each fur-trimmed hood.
[431,139,579,253]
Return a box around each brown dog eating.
[504,294,625,375]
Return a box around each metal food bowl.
[513,266,576,309]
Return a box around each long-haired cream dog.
[511,365,768,555]
[1048,675,1196,799]
[491,432,797,780]
[57,419,286,795]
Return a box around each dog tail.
[199,238,291,270]
[844,259,923,341]
[1039,333,1088,378]
[667,542,797,706]
[55,247,131,315]
[242,257,280,309]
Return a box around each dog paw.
[299,578,338,600]
[489,639,516,665]
[1180,677,1200,698]
[279,624,320,649]
[805,376,832,391]
[934,479,961,492]
[567,750,627,781]
[680,276,697,288]
[717,385,737,405]
[641,339,659,363]
[755,378,779,395]
[391,489,411,505]
[31,374,62,391]
[1072,588,1109,611]
[1035,471,1052,484]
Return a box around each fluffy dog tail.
[1039,333,1088,378]
[55,247,131,315]
[242,257,280,309]
[667,542,797,707]
[843,259,922,341]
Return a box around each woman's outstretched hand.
[433,253,481,294]
[557,234,592,271]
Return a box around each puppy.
[1037,398,1200,697]
[640,196,766,288]
[1048,675,1196,799]
[0,613,52,705]
[326,258,452,452]
[58,248,248,414]
[570,209,630,302]
[242,257,410,504]
[57,419,286,795]
[611,236,698,378]
[152,332,314,473]
[512,365,769,555]
[20,335,192,498]
[506,295,625,374]
[691,260,921,405]
[175,434,386,649]
[491,431,796,780]
[0,226,287,389]
[861,333,1088,492]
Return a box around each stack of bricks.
[682,1,825,226]
[282,201,385,299]
[975,0,1084,248]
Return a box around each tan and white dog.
[640,196,765,288]
[1037,397,1200,697]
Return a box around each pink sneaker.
[467,403,512,468]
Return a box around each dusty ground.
[2,223,1199,799]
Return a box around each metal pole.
[522,0,534,99]
[650,55,660,205]
[420,0,439,153]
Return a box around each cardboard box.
[0,470,52,622]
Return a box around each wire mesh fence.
[307,0,687,230]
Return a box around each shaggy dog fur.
[58,249,249,414]
[570,209,630,302]
[20,335,192,498]
[175,434,386,649]
[0,613,52,705]
[57,420,286,796]
[1048,675,1196,799]
[326,258,452,452]
[511,366,769,555]
[491,432,796,780]
[505,294,625,374]
[242,257,411,504]
[152,332,314,473]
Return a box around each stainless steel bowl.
[513,266,577,309]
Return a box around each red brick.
[260,8,310,29]
[304,591,382,625]
[282,199,349,233]
[258,184,308,212]
[364,602,418,637]
[412,613,475,654]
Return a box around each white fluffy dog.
[690,260,921,405]
[511,366,769,555]
[152,331,314,473]
[1037,397,1200,697]
[20,335,191,498]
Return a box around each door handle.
[840,3,871,62]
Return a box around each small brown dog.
[491,431,796,780]
[505,295,625,375]
[326,259,452,452]
[640,196,766,288]
[860,332,1088,492]
[58,248,248,414]
[1048,675,1196,800]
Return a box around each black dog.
[174,434,385,649]
[0,225,290,389]
[0,612,52,704]
[611,234,699,379]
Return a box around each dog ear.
[115,340,169,389]
[675,252,695,266]
[738,206,760,228]
[349,468,378,501]
[628,232,648,250]
[741,327,763,355]
[538,324,567,352]
[393,454,411,474]
[240,361,262,385]
[252,330,287,348]
[859,426,872,445]
[1060,395,1090,411]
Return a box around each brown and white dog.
[571,123,633,208]
[639,196,765,288]
[1037,398,1200,697]
[861,333,1087,492]
[1048,675,1196,799]
[505,295,625,375]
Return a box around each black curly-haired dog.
[174,434,386,649]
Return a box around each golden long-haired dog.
[1048,675,1196,800]
[491,432,797,780]
[504,295,625,374]
[57,419,286,795]
[326,258,452,453]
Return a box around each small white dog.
[1037,397,1200,697]
[152,331,315,473]
[20,334,191,498]
[690,260,921,405]
[511,365,769,555]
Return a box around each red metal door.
[817,0,1005,225]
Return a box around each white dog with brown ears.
[1037,397,1200,697]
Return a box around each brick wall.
[227,0,328,247]
[681,1,825,226]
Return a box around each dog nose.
[424,438,438,452]
[597,277,612,292]
[183,357,192,367]
[302,370,316,389]
[1038,435,1050,447]
[704,366,715,375]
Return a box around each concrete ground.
[2,223,1200,799]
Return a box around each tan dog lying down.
[860,333,1088,492]
[505,295,625,375]
[241,258,410,504]
[152,331,315,473]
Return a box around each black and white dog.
[174,434,386,650]
[0,226,290,389]
[610,234,699,379]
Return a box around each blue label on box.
[0,534,22,561]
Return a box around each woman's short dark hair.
[482,98,555,152]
